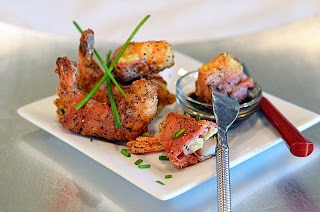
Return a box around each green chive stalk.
[72,15,151,128]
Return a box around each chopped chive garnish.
[138,164,151,169]
[134,159,143,165]
[195,116,201,120]
[107,15,151,73]
[165,174,172,179]
[73,21,123,128]
[121,149,131,157]
[159,155,169,160]
[156,180,165,185]
[172,128,185,139]
[73,14,151,128]
[72,21,125,97]
[106,75,121,127]
[106,50,112,67]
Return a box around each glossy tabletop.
[1,16,320,211]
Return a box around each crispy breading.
[113,41,174,83]
[195,52,254,103]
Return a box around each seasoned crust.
[195,52,255,103]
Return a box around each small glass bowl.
[176,71,262,122]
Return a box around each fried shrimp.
[54,29,160,141]
[54,57,158,141]
[76,29,109,102]
[147,74,176,112]
[113,41,175,83]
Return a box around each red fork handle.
[259,96,314,157]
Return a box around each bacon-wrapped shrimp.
[128,112,218,168]
[195,52,255,103]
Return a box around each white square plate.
[17,51,320,200]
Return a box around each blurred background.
[1,0,320,43]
